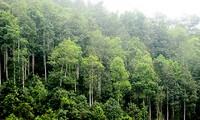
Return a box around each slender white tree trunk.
[32,53,35,75]
[5,49,8,80]
[43,54,47,82]
[43,31,47,83]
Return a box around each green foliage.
[0,0,200,120]
[104,98,124,120]
[49,38,82,66]
[35,109,56,120]
[110,57,129,82]
[92,105,107,120]
[6,114,22,120]
[126,102,148,120]
[82,55,104,86]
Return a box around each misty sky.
[84,0,200,18]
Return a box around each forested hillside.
[0,0,200,120]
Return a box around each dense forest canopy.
[0,0,200,120]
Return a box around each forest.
[0,0,200,120]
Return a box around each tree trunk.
[22,62,25,91]
[18,37,20,62]
[60,64,64,87]
[89,83,92,106]
[75,64,79,92]
[43,30,47,83]
[32,53,35,75]
[167,88,169,120]
[3,51,5,76]
[13,47,16,85]
[148,97,151,120]
[156,100,159,119]
[25,63,27,80]
[5,49,8,80]
[28,58,30,76]
[91,69,94,105]
[98,75,101,99]
[92,84,93,105]
[43,54,47,82]
[143,100,146,119]
[172,107,174,120]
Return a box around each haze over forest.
[0,0,200,120]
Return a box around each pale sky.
[85,0,200,18]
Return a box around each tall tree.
[82,55,104,106]
[110,56,131,104]
[0,10,21,82]
[133,62,158,120]
[49,38,82,88]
